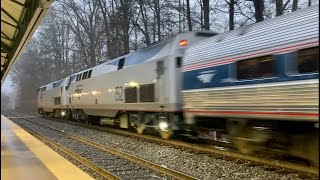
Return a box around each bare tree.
[10,40,51,112]
[39,9,73,78]
[97,0,117,59]
[136,0,151,45]
[58,0,104,67]
[119,0,132,53]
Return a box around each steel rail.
[46,117,319,175]
[5,113,198,180]
[6,111,319,175]
[8,116,121,180]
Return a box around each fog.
[1,75,16,109]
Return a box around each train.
[37,6,319,165]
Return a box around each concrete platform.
[1,114,93,180]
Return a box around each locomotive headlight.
[179,39,188,46]
[61,111,66,116]
[129,81,138,87]
[92,91,97,95]
[159,121,168,131]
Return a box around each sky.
[1,75,16,109]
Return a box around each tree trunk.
[179,0,181,32]
[186,0,192,31]
[203,0,210,30]
[229,0,235,30]
[276,0,283,16]
[153,10,156,42]
[292,0,298,11]
[156,0,161,41]
[199,0,204,30]
[252,0,264,22]
[120,0,131,54]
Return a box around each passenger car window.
[237,55,274,80]
[297,47,319,74]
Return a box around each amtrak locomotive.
[38,6,319,165]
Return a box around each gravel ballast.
[8,112,319,180]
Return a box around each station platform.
[1,114,93,180]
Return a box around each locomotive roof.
[183,6,319,68]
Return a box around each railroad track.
[3,111,197,180]
[4,111,319,176]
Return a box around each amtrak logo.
[197,70,216,83]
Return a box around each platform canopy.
[1,0,54,84]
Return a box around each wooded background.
[1,0,317,111]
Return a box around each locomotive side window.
[118,58,125,70]
[297,47,319,74]
[66,76,75,90]
[53,80,63,88]
[40,87,46,91]
[237,55,274,80]
[82,71,88,80]
[78,74,82,81]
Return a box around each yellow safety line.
[1,115,94,180]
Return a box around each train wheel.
[159,130,173,139]
[158,120,173,139]
[129,113,144,134]
[233,137,257,154]
[290,131,319,167]
[54,110,60,118]
[226,119,248,136]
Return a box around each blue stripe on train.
[182,53,319,90]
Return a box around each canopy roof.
[1,0,54,84]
